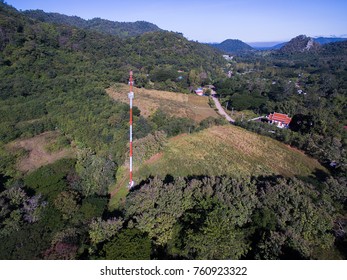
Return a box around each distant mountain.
[22,9,162,37]
[267,37,347,50]
[272,42,287,50]
[209,39,254,54]
[314,37,347,44]
[279,35,320,54]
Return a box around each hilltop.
[279,35,320,53]
[136,125,326,179]
[251,36,347,50]
[209,39,254,54]
[110,125,327,208]
[22,9,162,38]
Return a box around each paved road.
[211,90,235,123]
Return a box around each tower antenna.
[128,70,135,189]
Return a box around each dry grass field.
[109,125,327,209]
[106,83,218,122]
[136,125,327,179]
[7,131,74,173]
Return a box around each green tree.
[125,177,193,245]
[185,206,250,259]
[89,217,123,246]
[75,148,116,196]
[126,176,257,259]
[254,178,335,259]
[188,69,200,88]
[79,196,108,221]
[103,228,151,260]
[43,228,79,260]
[53,191,80,220]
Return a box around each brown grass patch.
[109,125,328,209]
[7,131,74,173]
[135,125,327,179]
[144,152,163,165]
[106,84,218,122]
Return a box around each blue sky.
[5,0,347,43]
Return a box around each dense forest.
[0,1,346,260]
[22,9,162,38]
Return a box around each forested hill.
[0,1,226,163]
[279,35,320,54]
[22,9,162,38]
[209,39,254,54]
[0,2,225,92]
[263,37,347,50]
[320,40,347,55]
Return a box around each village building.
[267,112,292,128]
[195,88,204,96]
[222,54,234,61]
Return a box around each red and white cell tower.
[128,70,135,188]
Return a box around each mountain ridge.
[252,36,347,50]
[279,35,321,54]
[314,36,347,44]
[22,9,162,38]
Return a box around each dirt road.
[211,90,235,123]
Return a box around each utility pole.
[128,71,134,189]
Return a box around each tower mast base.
[128,181,135,189]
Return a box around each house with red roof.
[267,112,292,128]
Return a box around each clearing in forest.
[135,125,327,179]
[106,83,218,122]
[109,125,327,209]
[7,131,74,173]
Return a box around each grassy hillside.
[110,125,327,209]
[107,84,218,122]
[137,125,326,178]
